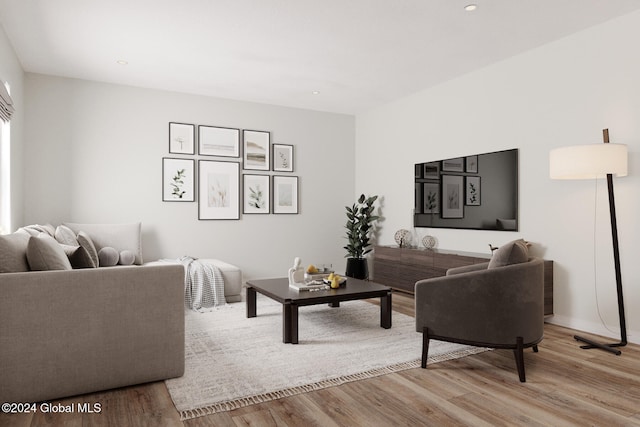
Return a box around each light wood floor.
[2,292,639,427]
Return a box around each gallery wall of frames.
[162,122,298,219]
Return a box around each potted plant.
[344,194,379,279]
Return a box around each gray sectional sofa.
[0,222,241,403]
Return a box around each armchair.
[415,256,544,382]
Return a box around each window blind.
[0,82,14,122]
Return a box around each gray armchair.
[415,257,544,382]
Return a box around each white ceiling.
[2,0,640,115]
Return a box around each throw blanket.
[178,256,226,311]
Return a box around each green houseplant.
[344,194,379,279]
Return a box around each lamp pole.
[573,128,627,355]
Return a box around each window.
[0,81,11,234]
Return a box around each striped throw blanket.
[178,256,226,311]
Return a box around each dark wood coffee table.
[246,277,392,344]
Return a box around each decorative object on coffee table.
[344,194,379,279]
[422,235,437,249]
[394,229,411,247]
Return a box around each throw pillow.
[98,246,119,267]
[488,239,529,269]
[0,233,31,273]
[60,244,96,269]
[63,222,143,265]
[118,250,135,266]
[55,225,78,246]
[26,234,73,271]
[77,231,99,268]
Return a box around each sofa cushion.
[54,225,78,246]
[18,224,55,237]
[98,247,119,267]
[60,244,97,269]
[488,239,529,269]
[0,233,30,273]
[26,234,73,271]
[77,232,99,268]
[118,250,135,266]
[64,222,143,265]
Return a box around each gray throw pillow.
[55,225,78,246]
[60,244,96,269]
[98,246,119,267]
[26,234,73,271]
[488,239,529,269]
[0,233,31,273]
[64,222,143,265]
[77,231,99,268]
[118,250,135,266]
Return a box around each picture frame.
[441,175,464,218]
[198,160,240,220]
[272,143,294,172]
[162,158,195,202]
[441,157,464,172]
[465,155,479,173]
[415,183,422,213]
[243,130,270,170]
[273,175,299,214]
[198,125,240,157]
[466,176,481,206]
[423,182,440,214]
[423,162,440,179]
[168,122,195,155]
[243,174,270,214]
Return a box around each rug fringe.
[178,346,489,420]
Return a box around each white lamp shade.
[549,143,628,180]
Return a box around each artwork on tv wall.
[198,160,240,220]
[273,144,294,172]
[273,175,298,214]
[243,174,270,214]
[423,182,440,214]
[162,158,195,202]
[198,125,240,157]
[466,176,481,206]
[441,157,464,172]
[441,175,464,218]
[169,122,195,155]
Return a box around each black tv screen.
[414,148,518,231]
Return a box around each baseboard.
[545,314,639,346]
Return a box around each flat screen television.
[414,148,518,231]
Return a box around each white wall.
[0,24,24,231]
[24,74,355,280]
[356,10,640,344]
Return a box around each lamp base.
[574,335,625,355]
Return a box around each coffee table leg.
[247,287,256,318]
[380,291,392,329]
[329,302,340,308]
[283,302,292,343]
[291,304,299,344]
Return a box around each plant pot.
[345,258,368,280]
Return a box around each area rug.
[165,295,487,420]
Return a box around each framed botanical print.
[466,176,481,206]
[198,125,240,157]
[273,144,294,172]
[243,174,270,214]
[423,182,440,214]
[162,158,195,201]
[243,130,270,170]
[441,175,464,218]
[272,175,298,214]
[198,160,240,220]
[168,122,195,154]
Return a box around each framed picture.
[423,162,440,179]
[198,125,240,157]
[273,144,294,172]
[442,157,464,172]
[441,175,464,218]
[198,160,240,220]
[243,130,270,170]
[169,122,195,154]
[465,155,479,173]
[243,174,270,214]
[415,183,422,213]
[466,176,481,206]
[273,175,299,214]
[162,158,195,201]
[423,182,440,214]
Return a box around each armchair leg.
[514,336,526,382]
[421,327,430,368]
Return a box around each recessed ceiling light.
[312,91,320,95]
[464,4,477,11]
[116,60,128,65]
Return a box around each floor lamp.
[549,128,628,355]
